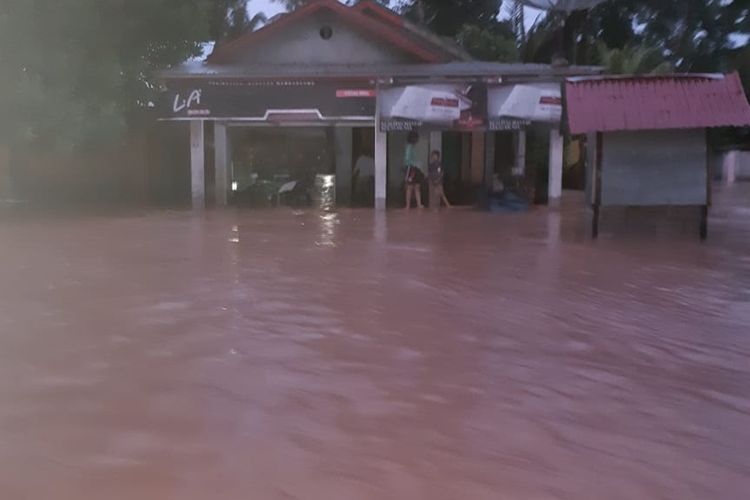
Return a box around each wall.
[231,10,417,65]
[734,151,750,179]
[601,129,707,206]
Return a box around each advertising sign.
[161,80,376,121]
[379,84,487,132]
[488,84,562,127]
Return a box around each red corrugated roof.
[565,73,750,134]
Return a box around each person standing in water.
[428,150,451,209]
[404,131,424,209]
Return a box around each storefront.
[159,0,600,209]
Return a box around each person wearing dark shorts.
[428,150,451,209]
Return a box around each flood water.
[0,186,749,500]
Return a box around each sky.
[247,0,546,30]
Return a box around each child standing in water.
[404,131,424,209]
[428,150,451,209]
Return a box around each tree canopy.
[0,0,210,150]
[2,0,750,151]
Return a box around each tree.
[596,43,672,74]
[0,0,210,150]
[399,0,503,37]
[457,24,518,62]
[210,0,267,41]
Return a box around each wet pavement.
[0,186,749,499]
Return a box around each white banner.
[380,84,472,122]
[488,83,562,124]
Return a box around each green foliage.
[457,25,518,62]
[576,0,739,71]
[211,0,267,40]
[399,0,502,37]
[595,43,673,74]
[0,0,209,150]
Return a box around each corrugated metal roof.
[160,61,602,81]
[565,73,750,134]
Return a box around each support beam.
[335,127,353,206]
[375,93,387,210]
[214,122,229,207]
[190,120,205,209]
[514,130,527,176]
[548,128,564,207]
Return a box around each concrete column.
[723,150,737,185]
[335,127,353,206]
[548,128,564,207]
[514,130,527,176]
[374,85,388,210]
[190,120,205,209]
[214,122,229,206]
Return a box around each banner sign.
[161,80,376,121]
[378,84,487,132]
[489,118,531,131]
[488,83,562,125]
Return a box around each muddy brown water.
[0,187,748,499]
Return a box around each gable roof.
[207,0,468,64]
[565,73,750,134]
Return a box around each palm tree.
[596,43,673,75]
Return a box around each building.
[159,0,600,209]
[565,72,750,239]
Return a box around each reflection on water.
[0,186,749,499]
[316,212,338,248]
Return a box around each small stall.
[565,73,750,239]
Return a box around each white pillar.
[514,130,527,176]
[723,150,737,185]
[335,127,353,206]
[374,96,387,211]
[214,122,229,206]
[190,120,205,209]
[548,128,564,207]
